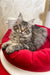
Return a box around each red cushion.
[1,25,50,72]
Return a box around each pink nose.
[21,29,24,32]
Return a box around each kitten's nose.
[21,29,24,32]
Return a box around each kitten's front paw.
[6,46,14,54]
[2,43,9,51]
[5,45,20,54]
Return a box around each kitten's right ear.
[28,19,35,25]
[28,19,35,27]
[17,13,23,24]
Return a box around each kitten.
[2,13,47,54]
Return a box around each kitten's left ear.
[28,19,35,25]
[17,13,23,23]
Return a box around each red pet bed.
[1,25,50,72]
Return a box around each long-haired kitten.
[2,13,47,54]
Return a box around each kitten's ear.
[17,13,23,23]
[28,19,35,25]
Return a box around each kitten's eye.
[13,25,19,31]
[17,29,19,32]
[25,29,30,34]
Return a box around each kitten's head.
[13,13,34,41]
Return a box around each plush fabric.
[0,44,1,49]
[1,25,50,72]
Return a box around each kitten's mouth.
[22,33,31,38]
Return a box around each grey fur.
[2,14,47,54]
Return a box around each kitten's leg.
[6,44,23,54]
[2,41,12,50]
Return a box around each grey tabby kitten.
[2,13,47,54]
